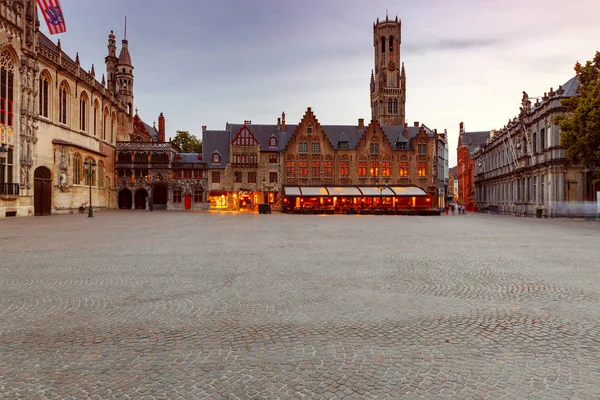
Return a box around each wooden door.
[184,195,192,210]
[34,167,52,216]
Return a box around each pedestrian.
[445,204,449,215]
[451,204,455,214]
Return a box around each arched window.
[103,107,108,140]
[389,36,394,52]
[73,154,82,184]
[111,111,116,142]
[98,161,104,188]
[381,37,386,53]
[59,82,69,125]
[0,49,15,127]
[393,99,398,114]
[84,157,95,186]
[79,92,88,132]
[93,100,99,136]
[212,152,221,164]
[269,136,277,147]
[39,72,50,118]
[388,99,393,114]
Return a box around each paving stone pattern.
[1,211,599,399]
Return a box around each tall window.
[387,99,393,114]
[358,161,367,177]
[93,101,98,136]
[418,143,427,155]
[39,73,49,118]
[370,143,379,154]
[111,112,116,142]
[310,161,320,177]
[382,161,390,177]
[324,161,333,178]
[540,128,545,150]
[84,157,95,186]
[299,161,308,177]
[234,172,242,183]
[399,162,408,177]
[173,190,182,203]
[211,171,220,183]
[103,108,108,140]
[286,161,295,177]
[269,136,277,147]
[73,154,82,184]
[393,99,398,114]
[194,190,203,203]
[1,50,14,127]
[0,148,13,183]
[311,142,320,154]
[98,161,104,187]
[369,162,379,177]
[247,171,256,183]
[79,94,87,132]
[298,142,308,154]
[340,161,349,177]
[418,162,427,177]
[58,83,68,124]
[269,171,278,183]
[212,152,221,164]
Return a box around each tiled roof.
[173,153,204,164]
[141,121,158,141]
[462,131,490,149]
[201,130,230,169]
[560,76,579,97]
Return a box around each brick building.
[457,122,490,211]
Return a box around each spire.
[401,62,405,77]
[101,74,105,86]
[124,16,127,40]
[90,64,95,77]
[75,52,80,66]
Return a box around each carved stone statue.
[59,172,68,191]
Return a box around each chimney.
[413,121,419,128]
[403,123,409,139]
[277,118,281,129]
[158,112,165,143]
[358,118,364,129]
[202,125,207,131]
[281,111,286,133]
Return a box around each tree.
[555,51,600,182]
[171,130,202,153]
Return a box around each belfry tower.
[370,15,406,126]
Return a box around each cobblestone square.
[1,212,599,399]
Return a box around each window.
[93,101,98,136]
[311,142,320,154]
[397,142,407,150]
[269,136,277,147]
[79,94,87,132]
[269,171,278,183]
[340,161,349,177]
[382,161,390,177]
[369,162,379,177]
[370,142,379,155]
[532,133,537,154]
[389,36,394,52]
[418,143,427,155]
[247,172,256,183]
[212,152,221,164]
[211,171,220,183]
[339,141,349,150]
[232,126,259,146]
[269,154,278,163]
[299,142,308,154]
[381,37,386,53]
[58,83,68,124]
[73,154,82,184]
[111,112,116,142]
[194,190,203,203]
[103,108,108,140]
[173,190,182,203]
[234,172,243,183]
[39,73,49,118]
[393,99,398,114]
[299,161,308,177]
[358,161,367,177]
[286,161,295,177]
[388,99,393,114]
[418,162,427,177]
[324,161,333,178]
[399,162,408,177]
[84,158,95,186]
[311,161,320,177]
[307,126,313,134]
[0,148,13,183]
[232,154,257,165]
[540,128,545,150]
[98,162,104,187]
[0,50,14,127]
[193,170,202,179]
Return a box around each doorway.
[118,189,132,209]
[152,185,168,210]
[134,189,148,209]
[34,167,52,216]
[184,195,192,210]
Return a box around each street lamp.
[375,177,389,208]
[84,159,97,218]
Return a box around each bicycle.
[79,202,88,213]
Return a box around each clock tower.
[370,15,406,126]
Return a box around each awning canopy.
[326,186,363,196]
[390,186,428,197]
[209,190,228,197]
[283,186,301,196]
[300,187,329,196]
[357,186,395,196]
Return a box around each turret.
[158,113,165,143]
[116,37,134,116]
[105,31,118,93]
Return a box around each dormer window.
[397,142,407,150]
[307,126,313,134]
[339,141,349,150]
[212,152,221,164]
[269,136,278,147]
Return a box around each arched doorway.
[118,189,132,209]
[134,189,148,209]
[152,185,168,210]
[34,167,52,216]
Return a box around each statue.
[59,172,68,191]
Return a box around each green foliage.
[172,130,202,153]
[555,51,600,182]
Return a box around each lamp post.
[375,177,389,209]
[84,159,97,218]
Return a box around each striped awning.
[300,187,329,196]
[283,186,301,196]
[326,186,363,196]
[389,186,428,196]
[357,186,395,196]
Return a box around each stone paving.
[0,211,599,399]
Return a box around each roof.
[118,40,132,66]
[173,153,204,164]
[201,130,230,169]
[560,75,579,97]
[461,131,490,151]
[141,121,159,141]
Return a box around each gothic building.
[0,1,136,217]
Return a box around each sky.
[47,0,600,166]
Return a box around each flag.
[37,0,66,35]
